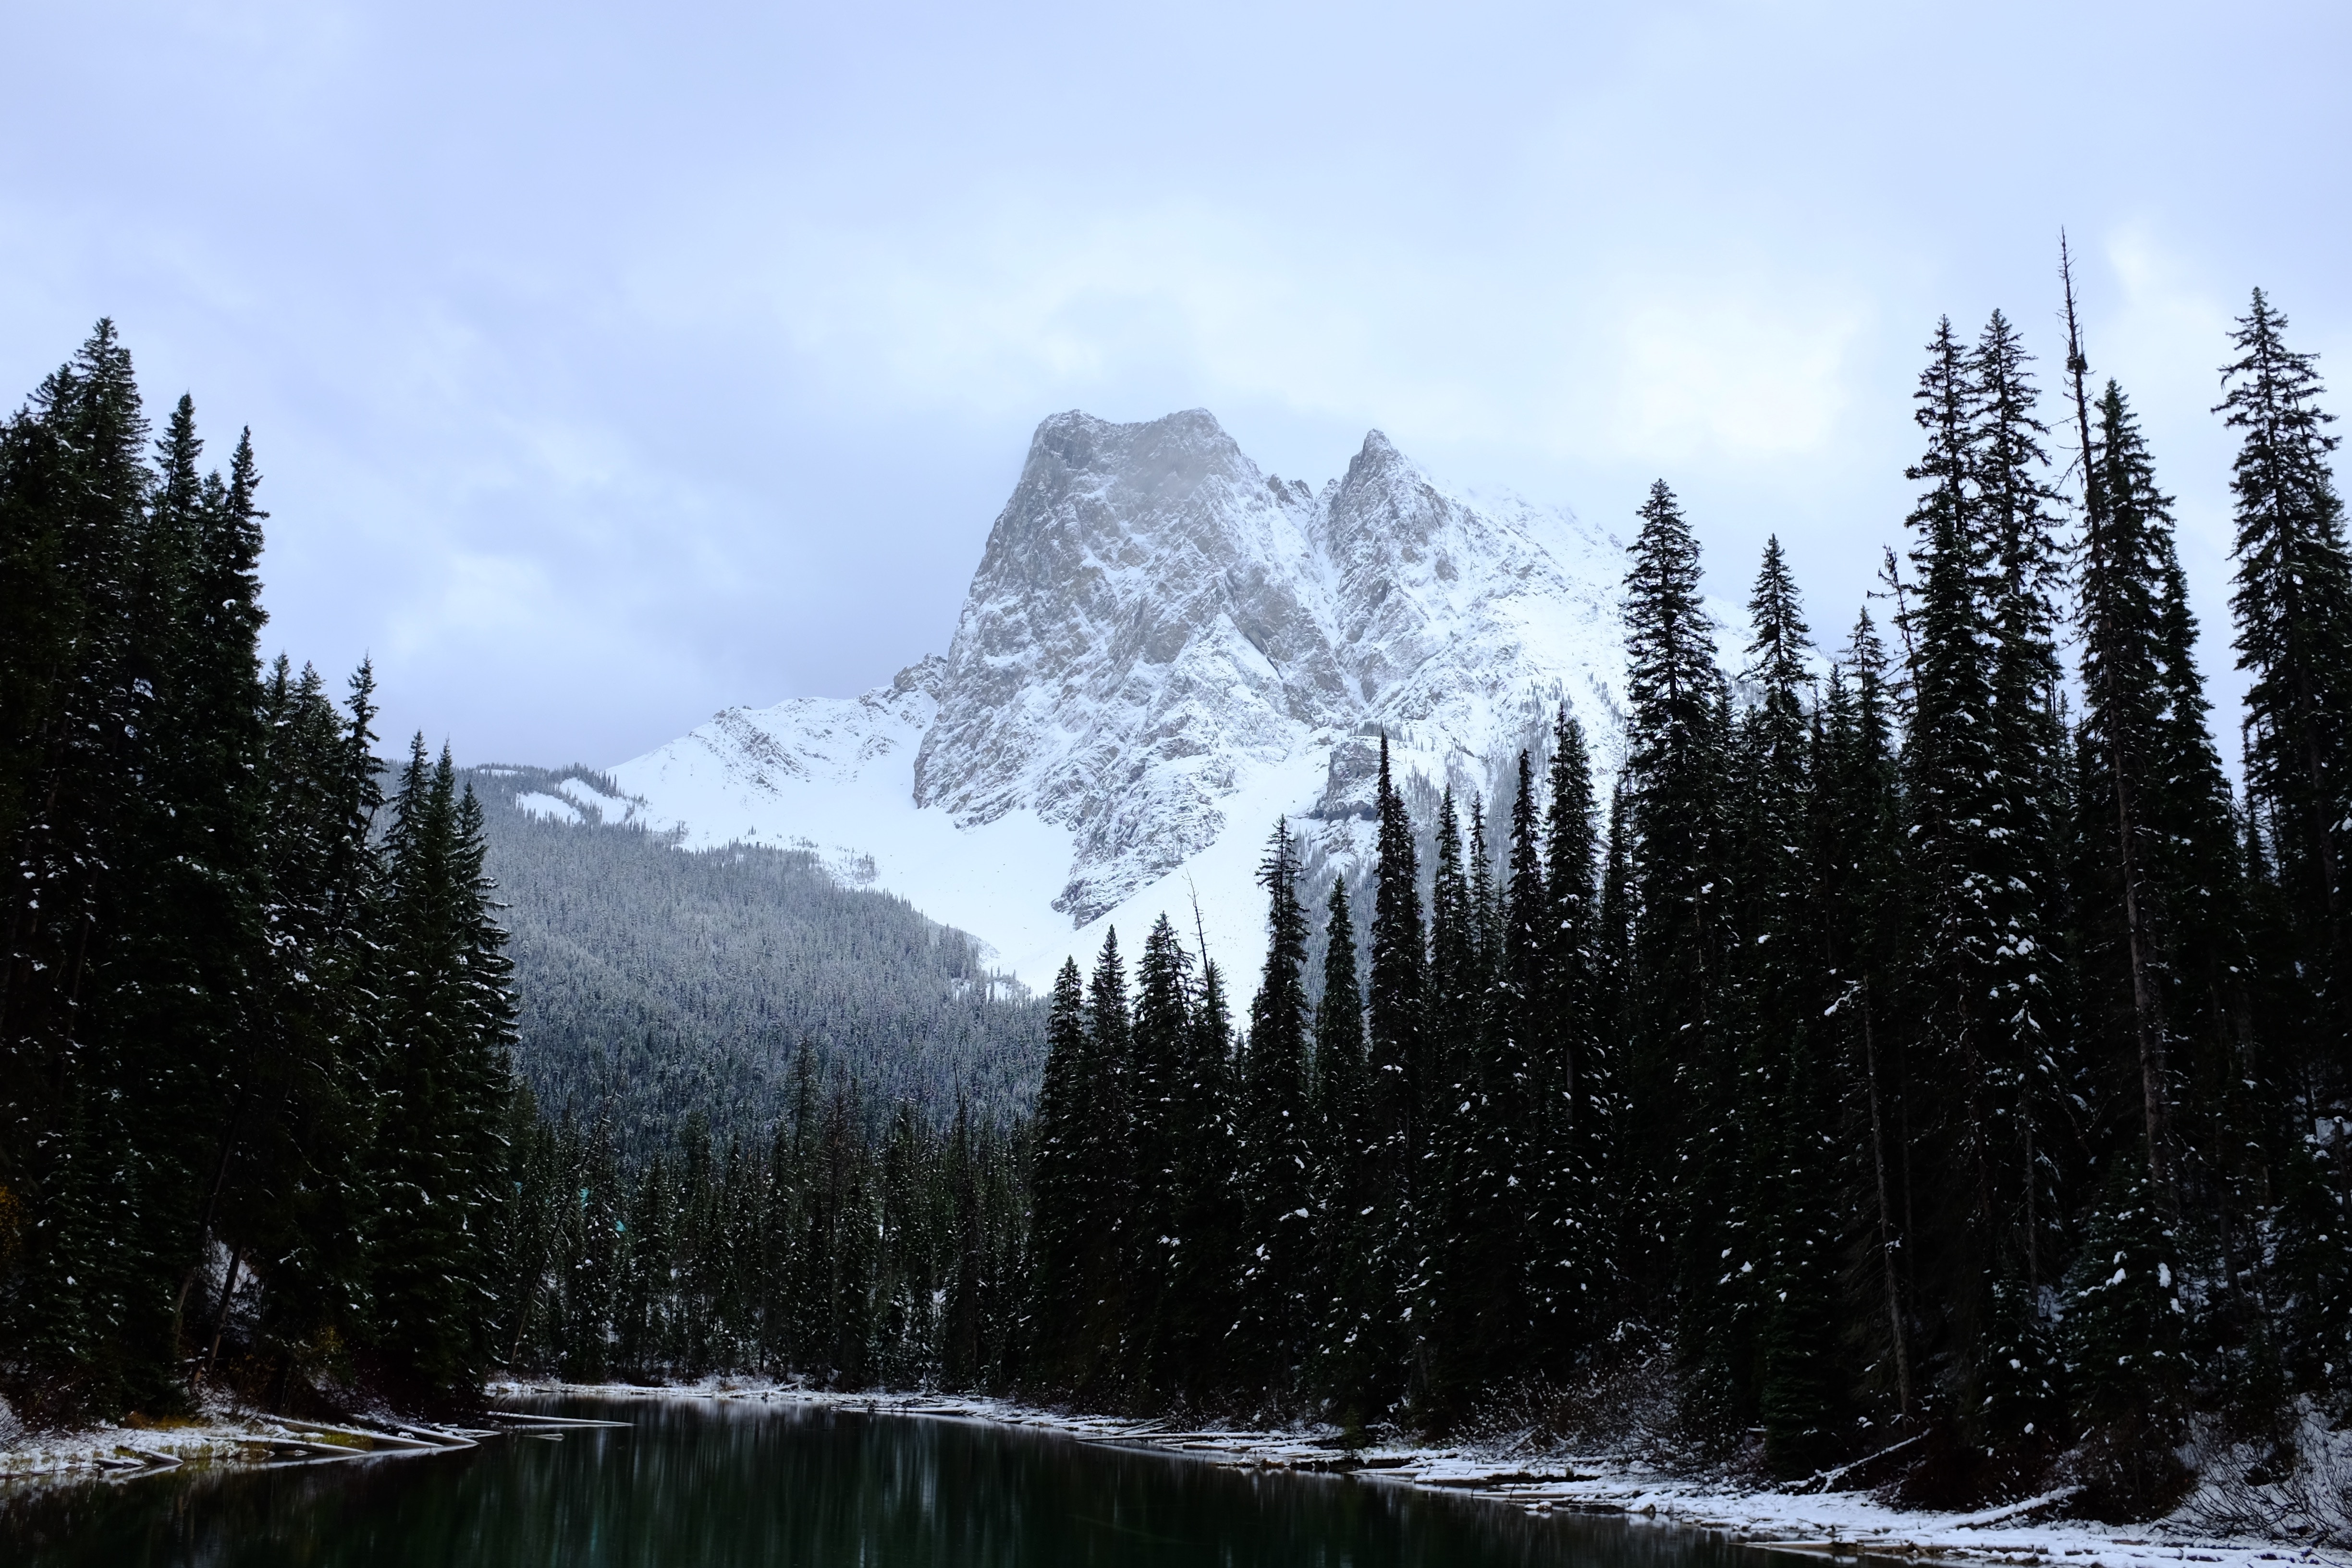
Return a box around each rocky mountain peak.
[612,407,1629,974]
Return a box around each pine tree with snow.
[1234,820,1315,1402]
[1430,754,1544,1422]
[1534,705,1605,1361]
[2218,289,2352,1085]
[1618,479,1732,1323]
[1897,312,2074,1474]
[1593,779,1637,1283]
[370,741,495,1400]
[1309,874,1384,1419]
[1812,614,1916,1426]
[1025,957,1089,1385]
[2061,1161,2191,1518]
[0,323,167,1407]
[2062,251,2197,1206]
[1070,926,1133,1393]
[1160,952,1242,1405]
[1363,738,1428,1391]
[1126,914,1194,1395]
[1721,536,1850,1473]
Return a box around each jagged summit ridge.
[610,408,1628,982]
[914,409,1352,920]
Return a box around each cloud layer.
[2,1,2344,763]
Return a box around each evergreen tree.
[1,323,164,1409]
[1309,876,1380,1418]
[1593,778,1637,1291]
[1363,738,1428,1396]
[2062,1162,2191,1518]
[2063,262,2180,1197]
[1535,706,1604,1362]
[1025,958,1088,1386]
[1619,479,1732,1353]
[1813,614,1916,1426]
[1069,927,1133,1394]
[1234,821,1315,1402]
[1160,950,1241,1406]
[2217,288,2352,1088]
[1728,536,1850,1474]
[1898,314,2073,1476]
[1126,914,1193,1395]
[369,742,514,1403]
[1430,755,1544,1421]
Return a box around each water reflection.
[1,1396,1801,1568]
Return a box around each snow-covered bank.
[488,1379,2346,1567]
[0,1396,561,1486]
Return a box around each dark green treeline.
[1017,286,2352,1519]
[493,1062,1029,1391]
[1,325,519,1417]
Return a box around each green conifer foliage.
[2062,1164,2191,1518]
[1309,876,1383,1417]
[1160,952,1241,1406]
[1235,820,1315,1403]
[2218,289,2352,1084]
[1364,738,1428,1390]
[1899,314,2072,1477]
[2073,368,2182,1182]
[1126,914,1193,1394]
[1069,927,1133,1394]
[1534,707,1604,1363]
[1620,480,1732,1341]
[1025,958,1088,1384]
[1430,755,1544,1423]
[1813,615,1915,1426]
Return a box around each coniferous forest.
[463,762,1048,1157]
[0,324,520,1420]
[8,272,2352,1527]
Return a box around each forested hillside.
[465,765,1045,1157]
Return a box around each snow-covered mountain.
[605,409,1631,988]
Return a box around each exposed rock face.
[610,406,1629,975]
[909,409,1623,922]
[913,411,1344,920]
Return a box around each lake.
[0,1396,1801,1567]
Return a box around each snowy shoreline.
[3,1377,2338,1568]
[490,1378,2340,1568]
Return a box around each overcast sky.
[4,1,2347,766]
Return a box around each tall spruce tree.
[1025,957,1088,1386]
[1813,614,1915,1425]
[1730,538,1850,1474]
[1071,927,1133,1394]
[2064,262,2178,1193]
[1310,875,1382,1420]
[2218,289,2352,1089]
[1161,949,1241,1405]
[1430,754,1544,1421]
[1363,738,1428,1396]
[1235,821,1314,1401]
[1619,479,1732,1345]
[368,743,518,1403]
[1126,914,1193,1395]
[1899,311,2072,1479]
[1535,705,1604,1362]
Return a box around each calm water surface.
[0,1396,1800,1568]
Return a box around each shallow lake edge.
[1,1378,2331,1568]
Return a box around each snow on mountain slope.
[607,409,1632,989]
